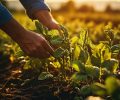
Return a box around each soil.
[0,62,79,100]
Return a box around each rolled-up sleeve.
[0,3,12,27]
[19,0,50,19]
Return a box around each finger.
[19,44,31,56]
[30,49,50,58]
[20,43,51,58]
[53,24,61,30]
[38,53,50,59]
[37,45,51,58]
[41,39,54,56]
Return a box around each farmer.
[0,0,60,58]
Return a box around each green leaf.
[111,87,120,100]
[111,44,120,53]
[48,30,60,36]
[85,65,100,79]
[53,47,65,58]
[74,96,83,100]
[104,28,114,40]
[105,77,120,95]
[101,68,110,76]
[29,58,42,68]
[23,61,31,70]
[79,49,89,64]
[21,79,31,87]
[74,45,80,60]
[91,55,101,67]
[60,25,69,37]
[50,36,63,45]
[80,85,92,96]
[38,72,53,81]
[72,60,86,73]
[72,62,80,71]
[70,36,79,45]
[91,83,107,96]
[15,49,24,57]
[35,21,44,34]
[71,72,87,82]
[102,59,119,73]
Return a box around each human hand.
[1,17,54,59]
[16,30,54,58]
[34,10,60,30]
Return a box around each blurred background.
[6,0,120,11]
[0,1,120,100]
[0,0,120,29]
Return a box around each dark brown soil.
[0,63,79,100]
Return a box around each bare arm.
[1,18,54,58]
[19,0,60,30]
[34,10,60,30]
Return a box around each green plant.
[16,22,119,84]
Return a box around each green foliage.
[74,96,83,100]
[91,77,120,99]
[111,44,120,53]
[1,18,120,99]
[91,83,107,96]
[72,60,86,73]
[71,72,88,82]
[53,47,65,58]
[91,55,101,67]
[72,77,120,99]
[79,49,89,64]
[80,85,92,96]
[85,65,100,79]
[35,21,45,35]
[105,77,120,95]
[35,21,71,78]
[50,36,63,45]
[38,72,53,81]
[102,59,118,73]
[34,22,120,87]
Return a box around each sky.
[6,0,120,11]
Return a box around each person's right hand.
[16,30,54,58]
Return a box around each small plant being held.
[34,21,72,80]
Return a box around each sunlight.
[6,0,120,11]
[0,0,120,99]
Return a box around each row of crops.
[0,14,120,99]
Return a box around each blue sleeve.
[19,0,50,19]
[0,3,12,27]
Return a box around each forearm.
[19,0,50,19]
[34,10,56,27]
[0,3,26,42]
[19,0,59,29]
[19,0,54,27]
[0,15,54,58]
[0,18,26,42]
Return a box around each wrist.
[34,10,53,27]
[0,18,27,42]
[34,10,60,30]
[11,29,27,43]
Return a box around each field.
[0,11,120,100]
